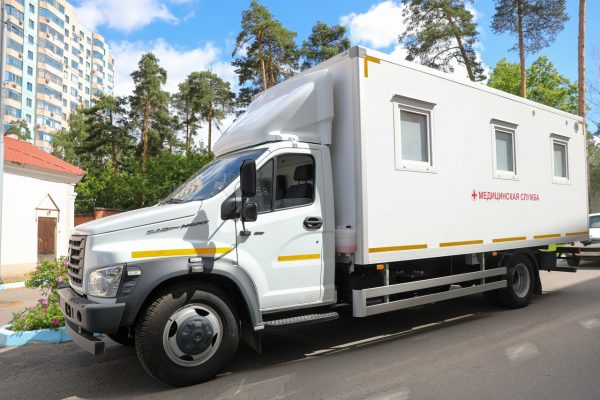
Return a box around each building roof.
[3,136,85,176]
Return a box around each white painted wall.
[0,164,79,279]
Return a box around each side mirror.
[241,202,257,222]
[240,159,256,198]
[220,196,238,220]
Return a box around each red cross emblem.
[471,190,477,201]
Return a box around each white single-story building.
[1,137,85,280]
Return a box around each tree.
[5,119,31,140]
[172,79,201,155]
[232,0,298,105]
[399,0,486,82]
[491,0,569,98]
[129,53,170,173]
[300,21,350,70]
[79,94,132,177]
[52,110,88,166]
[193,71,236,153]
[488,56,577,114]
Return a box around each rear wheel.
[498,255,535,309]
[135,282,239,386]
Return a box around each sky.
[70,0,600,142]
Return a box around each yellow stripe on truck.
[278,254,321,262]
[439,240,484,247]
[533,234,561,239]
[492,236,526,243]
[369,244,428,253]
[565,231,588,236]
[131,247,232,259]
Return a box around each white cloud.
[110,39,236,97]
[340,1,408,49]
[75,0,179,33]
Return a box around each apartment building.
[3,0,114,151]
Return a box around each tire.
[566,256,580,267]
[108,327,135,346]
[135,282,239,387]
[498,254,535,309]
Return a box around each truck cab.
[59,70,337,386]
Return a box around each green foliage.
[232,0,298,105]
[400,0,486,82]
[491,0,569,54]
[173,71,235,153]
[9,258,69,331]
[129,53,173,172]
[4,119,31,140]
[488,56,578,113]
[74,151,213,213]
[300,21,350,70]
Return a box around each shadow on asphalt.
[1,274,600,400]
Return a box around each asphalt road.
[1,261,600,400]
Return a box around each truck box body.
[219,47,588,266]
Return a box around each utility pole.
[0,0,6,281]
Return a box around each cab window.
[249,154,315,213]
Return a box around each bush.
[9,258,69,331]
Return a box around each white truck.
[59,46,588,386]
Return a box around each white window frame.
[392,96,436,173]
[551,134,570,184]
[491,120,518,180]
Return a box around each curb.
[0,325,72,348]
[0,282,26,291]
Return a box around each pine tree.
[172,79,201,155]
[232,0,298,105]
[129,53,170,172]
[400,0,486,82]
[300,21,350,70]
[491,0,569,98]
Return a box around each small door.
[38,217,56,261]
[237,150,325,310]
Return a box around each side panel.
[357,52,587,264]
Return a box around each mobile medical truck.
[59,46,588,386]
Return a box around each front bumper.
[58,287,125,355]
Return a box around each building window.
[29,3,35,12]
[26,82,32,91]
[491,119,518,180]
[27,50,33,60]
[393,96,435,172]
[551,136,569,183]
[26,114,31,123]
[26,98,32,107]
[28,34,34,44]
[65,15,69,24]
[29,19,34,29]
[27,66,33,76]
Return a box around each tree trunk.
[517,0,527,98]
[578,0,586,120]
[186,111,191,156]
[258,30,267,91]
[142,97,151,173]
[207,107,213,154]
[109,113,117,177]
[441,5,475,81]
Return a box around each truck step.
[264,311,339,328]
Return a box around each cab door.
[236,149,325,310]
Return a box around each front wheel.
[135,282,239,386]
[498,255,535,309]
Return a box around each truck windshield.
[162,149,266,203]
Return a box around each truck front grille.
[68,236,86,287]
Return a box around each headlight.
[87,265,123,297]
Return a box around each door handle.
[304,217,323,230]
